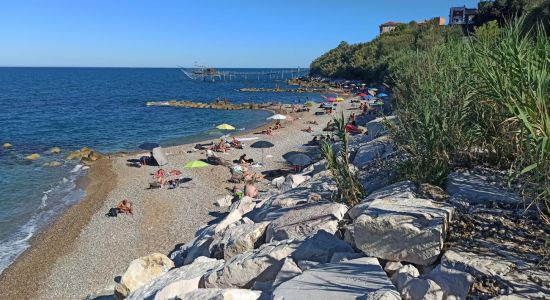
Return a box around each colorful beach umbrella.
[327,97,336,102]
[378,93,389,97]
[335,97,345,102]
[216,123,236,130]
[357,93,367,97]
[184,160,209,168]
[267,114,287,120]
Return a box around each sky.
[0,0,480,68]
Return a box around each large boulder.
[446,172,521,204]
[353,196,453,265]
[126,256,223,300]
[265,202,348,242]
[172,288,261,300]
[209,221,269,259]
[115,253,175,299]
[214,195,233,207]
[425,264,474,300]
[25,153,41,160]
[271,257,302,289]
[272,257,397,299]
[202,239,296,289]
[353,135,395,167]
[348,180,418,219]
[202,230,353,289]
[441,249,514,278]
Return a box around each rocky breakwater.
[102,117,549,299]
[146,100,274,111]
[65,147,103,164]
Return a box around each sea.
[0,67,320,273]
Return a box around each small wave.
[70,164,82,173]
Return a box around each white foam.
[70,164,82,173]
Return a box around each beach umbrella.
[304,101,316,107]
[368,88,378,92]
[287,153,312,166]
[184,160,209,168]
[216,123,236,130]
[250,140,274,166]
[139,142,160,151]
[357,93,367,97]
[378,93,389,97]
[336,97,345,102]
[267,114,287,120]
[327,97,336,102]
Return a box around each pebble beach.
[0,101,347,300]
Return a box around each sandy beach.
[0,101,350,300]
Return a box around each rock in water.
[127,256,223,300]
[353,196,453,266]
[25,153,41,160]
[114,253,175,299]
[44,161,62,167]
[272,257,397,299]
[3,143,12,149]
[66,150,82,160]
[48,146,61,154]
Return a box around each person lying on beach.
[245,182,258,198]
[345,121,363,134]
[301,126,313,133]
[274,120,282,130]
[154,169,166,179]
[116,199,133,215]
[239,154,255,165]
[230,137,243,149]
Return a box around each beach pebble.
[25,153,41,160]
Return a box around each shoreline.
[0,102,329,299]
[0,157,117,300]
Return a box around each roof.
[380,21,404,27]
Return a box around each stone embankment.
[238,87,326,93]
[146,100,276,111]
[99,116,549,300]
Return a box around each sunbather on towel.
[245,182,258,198]
[117,199,133,215]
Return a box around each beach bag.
[106,207,118,217]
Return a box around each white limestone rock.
[215,195,234,207]
[209,221,269,259]
[114,253,175,299]
[126,256,223,300]
[173,288,261,300]
[265,202,348,242]
[353,135,395,167]
[272,257,397,299]
[446,172,521,204]
[353,196,453,265]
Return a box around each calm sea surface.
[0,67,318,273]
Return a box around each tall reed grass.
[389,19,550,220]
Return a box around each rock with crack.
[441,249,514,278]
[446,172,521,204]
[209,221,269,260]
[126,256,223,300]
[202,230,352,289]
[271,257,303,289]
[272,257,397,299]
[265,202,348,242]
[114,253,175,299]
[353,196,453,265]
[171,288,261,300]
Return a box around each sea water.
[0,67,319,273]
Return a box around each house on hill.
[449,6,478,25]
[379,21,404,34]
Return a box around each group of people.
[153,168,183,189]
[212,137,242,153]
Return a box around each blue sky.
[0,0,480,68]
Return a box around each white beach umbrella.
[267,114,287,120]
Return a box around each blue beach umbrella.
[378,93,389,97]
